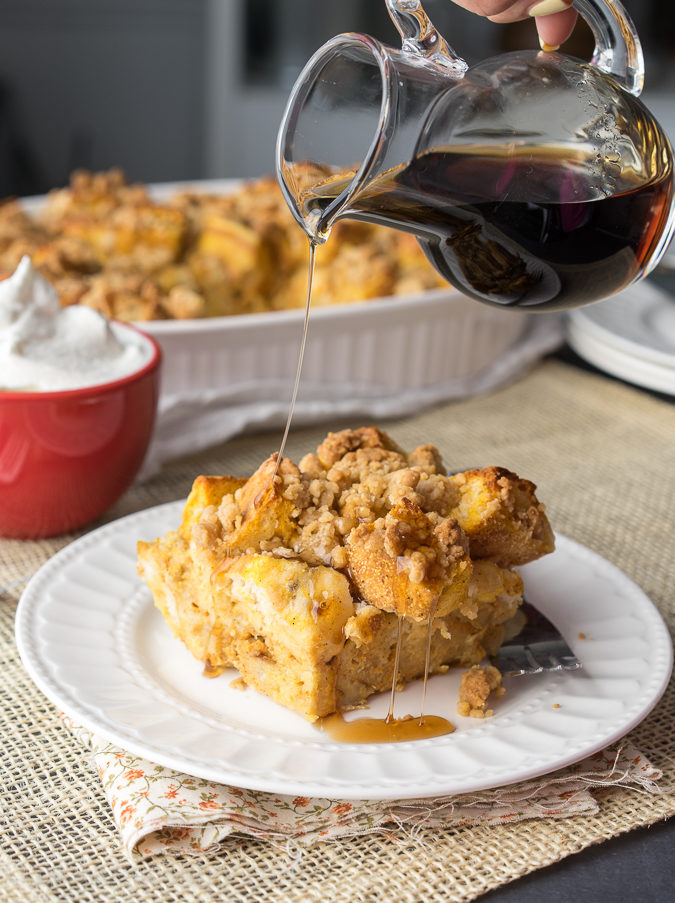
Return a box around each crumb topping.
[457,664,505,718]
[185,428,553,612]
[374,499,467,584]
[194,428,463,573]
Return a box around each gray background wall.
[0,0,670,194]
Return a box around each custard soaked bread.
[0,168,447,320]
[137,428,554,720]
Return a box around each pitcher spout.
[276,30,463,243]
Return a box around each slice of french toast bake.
[137,427,554,720]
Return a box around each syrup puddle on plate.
[319,712,455,743]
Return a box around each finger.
[447,1,578,49]
[486,0,573,25]
[535,7,578,50]
[449,1,520,16]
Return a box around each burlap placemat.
[2,358,674,902]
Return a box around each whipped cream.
[0,257,152,391]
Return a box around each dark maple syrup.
[385,615,404,723]
[272,241,317,477]
[320,711,454,743]
[419,600,437,720]
[302,145,674,311]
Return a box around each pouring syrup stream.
[271,241,317,480]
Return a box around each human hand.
[449,1,578,51]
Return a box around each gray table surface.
[484,816,675,902]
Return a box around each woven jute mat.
[1,358,674,902]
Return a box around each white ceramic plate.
[15,502,672,800]
[566,280,675,395]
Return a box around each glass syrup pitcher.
[276,0,675,311]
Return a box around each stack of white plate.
[566,278,675,396]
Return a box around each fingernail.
[539,38,560,51]
[528,0,572,16]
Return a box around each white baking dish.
[21,179,530,402]
[143,287,528,398]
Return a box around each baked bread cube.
[39,167,149,225]
[346,498,472,621]
[137,529,218,667]
[214,456,300,553]
[215,555,354,714]
[62,203,186,272]
[450,466,555,567]
[137,427,553,721]
[179,474,247,537]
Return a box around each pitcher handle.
[574,0,644,96]
[385,0,468,73]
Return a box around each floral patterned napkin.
[62,718,663,860]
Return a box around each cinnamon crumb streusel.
[200,428,465,579]
[457,664,505,718]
